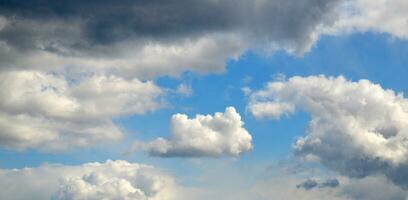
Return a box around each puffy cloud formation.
[144,107,252,157]
[0,71,163,151]
[248,75,408,187]
[0,160,179,200]
[54,161,177,200]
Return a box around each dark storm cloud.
[0,0,238,47]
[0,0,342,51]
[1,0,240,44]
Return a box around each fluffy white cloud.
[322,0,408,39]
[248,75,408,187]
[0,160,180,200]
[143,107,252,157]
[0,71,163,151]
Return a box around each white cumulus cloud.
[143,107,252,157]
[248,75,408,187]
[0,71,163,151]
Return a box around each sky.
[1,0,408,199]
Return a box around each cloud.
[248,75,408,188]
[296,179,318,190]
[320,178,340,188]
[248,165,346,200]
[243,162,407,200]
[1,0,407,153]
[0,160,180,200]
[0,31,245,79]
[249,101,295,119]
[142,107,252,157]
[322,0,408,39]
[340,176,408,200]
[1,159,401,200]
[176,83,193,97]
[0,0,406,79]
[0,0,346,79]
[254,173,408,200]
[0,70,163,151]
[180,159,408,200]
[241,87,252,96]
[296,178,339,190]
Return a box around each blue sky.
[3,32,407,167]
[1,1,408,200]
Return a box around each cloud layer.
[248,75,408,187]
[144,107,252,157]
[0,0,345,78]
[0,0,404,79]
[0,160,179,200]
[254,172,408,200]
[0,71,163,151]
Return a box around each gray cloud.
[0,0,340,46]
[0,0,344,78]
[0,0,240,43]
[296,178,339,190]
[296,179,318,190]
[1,0,407,79]
[320,178,340,188]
